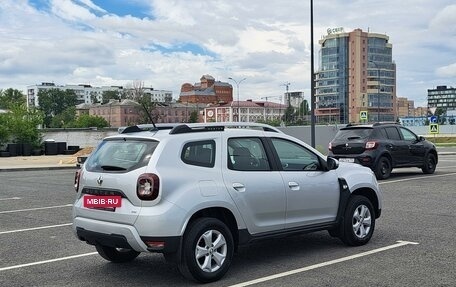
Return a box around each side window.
[384,127,401,140]
[399,127,418,141]
[227,138,271,171]
[181,140,215,168]
[271,138,321,171]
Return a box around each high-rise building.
[428,85,456,111]
[397,97,415,117]
[316,28,397,123]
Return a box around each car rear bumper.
[73,217,181,253]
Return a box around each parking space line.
[0,204,72,214]
[0,197,21,201]
[0,223,72,235]
[0,252,98,272]
[228,241,419,287]
[380,172,456,185]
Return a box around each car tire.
[340,195,376,246]
[374,156,392,180]
[95,245,140,263]
[178,217,234,283]
[422,153,436,174]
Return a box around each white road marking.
[0,252,98,272]
[0,223,72,235]
[0,197,21,201]
[380,172,456,185]
[228,241,419,287]
[0,204,72,214]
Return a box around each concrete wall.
[42,128,118,148]
[41,124,456,150]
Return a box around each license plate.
[339,158,355,163]
[83,195,122,208]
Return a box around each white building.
[26,82,173,108]
[203,100,287,123]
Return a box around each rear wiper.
[347,136,361,140]
[100,165,127,171]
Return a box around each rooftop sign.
[327,27,344,35]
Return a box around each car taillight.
[137,173,160,201]
[328,142,332,151]
[365,141,378,150]
[74,169,82,192]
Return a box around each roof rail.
[372,122,400,126]
[119,123,178,134]
[169,122,283,135]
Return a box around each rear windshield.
[334,128,373,140]
[85,139,159,172]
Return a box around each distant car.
[328,122,438,179]
[73,122,382,283]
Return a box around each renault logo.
[97,176,103,186]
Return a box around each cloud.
[0,0,455,106]
[436,63,456,78]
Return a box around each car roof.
[106,122,282,141]
[342,122,401,130]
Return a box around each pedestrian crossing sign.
[429,123,439,134]
[360,111,368,120]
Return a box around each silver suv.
[73,123,382,283]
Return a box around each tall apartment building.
[428,85,456,112]
[179,75,233,105]
[397,97,415,117]
[26,82,172,108]
[316,28,397,123]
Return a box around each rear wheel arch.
[186,207,239,250]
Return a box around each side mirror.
[327,157,339,170]
[419,136,426,142]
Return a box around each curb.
[0,166,78,172]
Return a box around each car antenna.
[141,102,157,130]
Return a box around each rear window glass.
[85,139,158,172]
[385,127,401,140]
[334,128,373,140]
[181,140,215,168]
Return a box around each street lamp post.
[228,77,246,122]
[369,60,380,122]
[310,0,316,148]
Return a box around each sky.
[0,0,455,107]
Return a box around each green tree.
[0,88,26,109]
[49,107,77,128]
[0,113,10,148]
[283,106,296,125]
[188,110,199,123]
[73,114,109,128]
[5,104,43,146]
[299,99,310,116]
[125,81,156,124]
[37,89,77,127]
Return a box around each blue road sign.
[430,116,437,123]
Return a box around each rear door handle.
[288,182,300,191]
[232,183,246,192]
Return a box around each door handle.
[288,182,300,191]
[232,183,246,192]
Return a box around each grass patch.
[425,136,456,146]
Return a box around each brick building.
[179,75,233,105]
[88,99,141,127]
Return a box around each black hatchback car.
[328,123,438,179]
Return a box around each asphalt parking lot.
[1,156,455,286]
